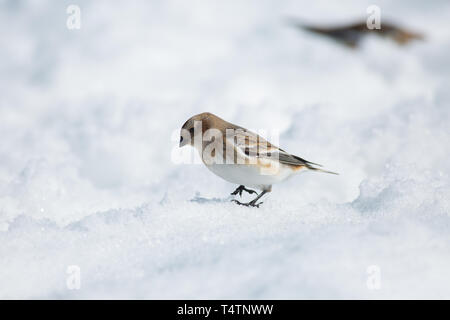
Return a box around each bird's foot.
[231,199,263,208]
[230,185,258,197]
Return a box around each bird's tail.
[305,163,339,175]
[290,155,339,175]
[308,167,339,175]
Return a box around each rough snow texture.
[1,0,450,299]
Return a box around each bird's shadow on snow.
[189,192,234,204]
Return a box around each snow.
[1,0,450,299]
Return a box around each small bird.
[289,19,424,48]
[179,112,337,207]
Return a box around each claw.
[230,188,268,208]
[253,201,263,208]
[231,199,261,208]
[230,189,242,197]
[231,199,246,206]
[230,185,258,197]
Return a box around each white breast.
[194,141,307,190]
[204,162,300,190]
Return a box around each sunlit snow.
[0,0,449,299]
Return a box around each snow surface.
[1,0,450,299]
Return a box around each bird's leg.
[230,185,258,197]
[232,190,268,208]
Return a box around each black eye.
[180,136,183,143]
[189,127,195,135]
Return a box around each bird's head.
[179,112,215,148]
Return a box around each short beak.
[179,135,184,147]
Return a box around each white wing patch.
[224,130,285,175]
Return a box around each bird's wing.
[226,130,310,165]
[225,129,338,174]
[225,129,278,158]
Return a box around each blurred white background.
[0,0,449,298]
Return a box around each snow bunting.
[179,112,337,207]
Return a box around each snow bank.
[0,0,449,298]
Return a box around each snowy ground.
[1,0,450,299]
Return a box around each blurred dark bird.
[288,19,424,48]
